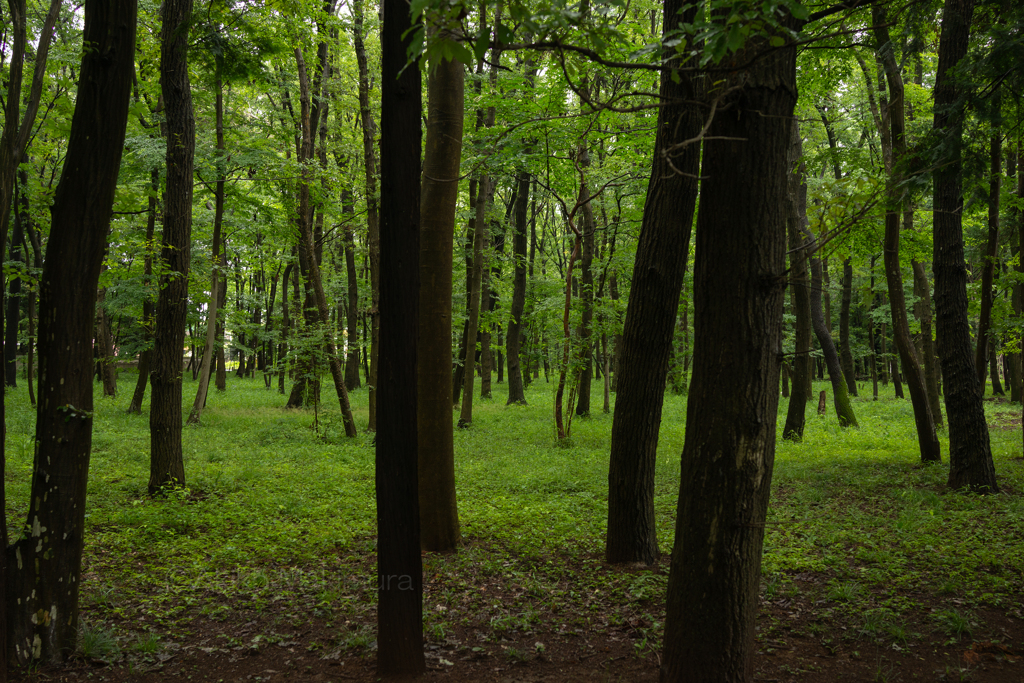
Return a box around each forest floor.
[4,373,1024,682]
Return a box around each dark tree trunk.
[4,0,136,662]
[606,0,702,565]
[376,0,424,670]
[932,0,998,491]
[660,28,794,683]
[128,168,159,414]
[418,45,463,552]
[839,258,857,395]
[459,176,490,427]
[506,171,530,405]
[574,177,596,417]
[975,90,1001,389]
[783,197,812,441]
[343,190,361,391]
[149,0,194,494]
[990,345,1004,395]
[96,283,117,396]
[874,7,940,461]
[5,218,24,388]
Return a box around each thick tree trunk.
[149,0,194,494]
[353,0,380,430]
[418,47,463,552]
[932,0,998,491]
[606,0,702,565]
[4,0,136,663]
[376,0,424,670]
[660,28,794,683]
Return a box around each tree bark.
[661,27,794,683]
[128,168,159,414]
[4,0,136,662]
[149,0,194,494]
[605,0,702,565]
[353,0,380,430]
[342,190,361,391]
[506,170,530,405]
[873,7,941,461]
[839,258,857,395]
[932,0,998,491]
[783,197,812,441]
[376,0,424,670]
[418,45,463,552]
[975,89,1001,389]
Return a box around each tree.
[418,32,464,552]
[931,0,999,491]
[783,195,812,441]
[506,170,531,405]
[661,19,796,682]
[605,0,703,565]
[375,0,424,671]
[149,0,196,494]
[4,0,137,661]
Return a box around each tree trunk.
[418,45,463,552]
[5,218,24,388]
[975,89,1001,389]
[932,0,998,491]
[574,175,596,417]
[783,195,812,441]
[660,27,794,683]
[376,0,424,670]
[343,190,361,391]
[791,127,857,428]
[839,258,857,395]
[506,171,530,405]
[4,0,136,662]
[129,168,159,414]
[95,283,117,396]
[459,175,490,428]
[873,7,941,461]
[353,0,380,430]
[606,0,702,565]
[149,0,194,494]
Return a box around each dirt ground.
[8,566,1023,683]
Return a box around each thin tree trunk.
[839,258,857,395]
[353,0,380,430]
[975,89,1001,388]
[783,193,812,441]
[129,168,159,414]
[506,170,530,405]
[342,189,361,390]
[874,7,940,460]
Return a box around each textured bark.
[932,0,998,491]
[418,48,463,552]
[149,0,194,494]
[459,176,489,428]
[839,259,857,395]
[605,0,702,565]
[376,0,424,670]
[783,205,812,441]
[343,193,361,391]
[96,284,117,396]
[506,171,530,405]
[4,0,136,662]
[660,28,794,683]
[574,177,596,417]
[353,0,380,430]
[874,8,940,461]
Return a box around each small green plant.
[933,608,973,641]
[826,580,863,603]
[132,632,161,654]
[80,622,119,661]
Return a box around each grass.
[3,370,1024,660]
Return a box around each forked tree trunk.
[932,0,998,491]
[605,0,702,566]
[4,0,136,662]
[418,45,464,552]
[661,27,795,681]
[149,0,195,494]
